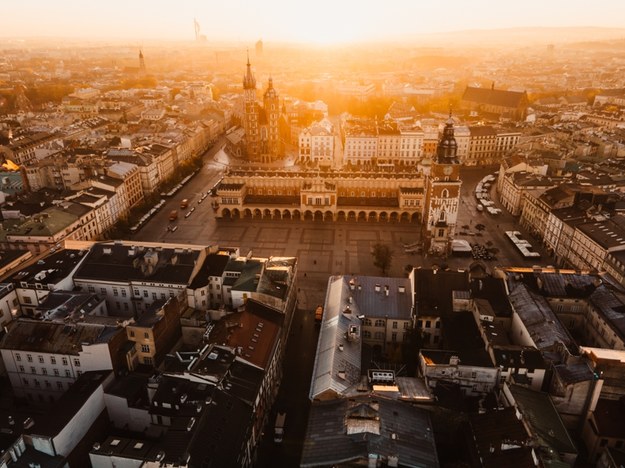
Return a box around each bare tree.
[371,243,393,275]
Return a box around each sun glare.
[272,2,371,46]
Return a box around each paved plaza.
[133,152,549,314]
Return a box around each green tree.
[371,243,393,275]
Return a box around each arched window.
[441,188,449,198]
[439,211,446,222]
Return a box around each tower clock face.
[443,165,453,176]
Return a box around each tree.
[371,243,393,275]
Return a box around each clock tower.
[422,113,462,255]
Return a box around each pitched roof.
[301,396,439,468]
[462,86,528,109]
[508,384,577,456]
[74,242,201,285]
[310,276,363,400]
[0,319,122,354]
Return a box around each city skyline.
[5,0,625,44]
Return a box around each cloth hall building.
[217,116,462,254]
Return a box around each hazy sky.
[4,0,625,44]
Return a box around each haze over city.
[4,0,625,44]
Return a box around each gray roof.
[343,275,413,320]
[74,242,201,285]
[508,384,578,457]
[0,318,122,355]
[301,396,439,468]
[535,272,599,297]
[508,283,576,352]
[309,276,362,400]
[576,215,625,250]
[588,285,625,341]
[6,249,86,286]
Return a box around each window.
[425,320,431,328]
[18,365,24,372]
[130,330,135,337]
[144,332,149,339]
[144,357,153,365]
[143,290,149,298]
[121,289,127,297]
[100,288,107,295]
[24,296,32,304]
[152,292,157,300]
[15,353,21,361]
[88,286,95,293]
[435,321,441,329]
[50,356,56,365]
[53,369,59,376]
[363,330,371,339]
[113,288,118,296]
[392,321,398,329]
[62,357,68,366]
[30,366,36,373]
[57,381,63,390]
[141,344,150,353]
[42,368,47,375]
[374,332,384,340]
[65,369,71,377]
[38,355,44,363]
[364,319,372,326]
[374,319,385,327]
[45,380,51,388]
[73,359,80,367]
[23,378,29,386]
[26,354,33,362]
[391,332,397,342]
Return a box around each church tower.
[422,112,462,255]
[243,52,259,161]
[263,77,281,160]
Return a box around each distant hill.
[406,26,625,48]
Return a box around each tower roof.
[436,111,458,164]
[243,51,256,90]
[264,77,277,100]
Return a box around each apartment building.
[0,320,125,401]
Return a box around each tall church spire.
[243,50,256,90]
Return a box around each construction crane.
[194,18,201,41]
